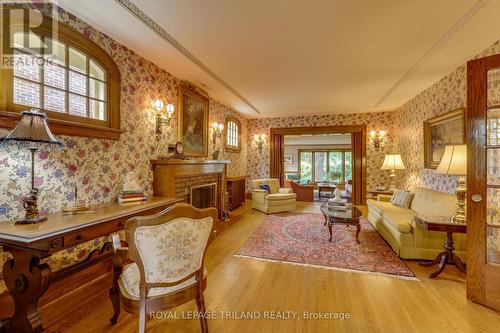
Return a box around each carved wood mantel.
[151,159,229,219]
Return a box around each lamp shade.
[381,154,406,170]
[0,109,62,148]
[436,145,467,176]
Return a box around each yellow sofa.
[252,179,297,214]
[367,187,466,261]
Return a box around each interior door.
[467,55,500,310]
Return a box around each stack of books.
[117,172,146,204]
[328,198,347,211]
[117,189,146,204]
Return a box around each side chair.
[109,203,217,333]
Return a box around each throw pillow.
[259,184,271,193]
[390,190,414,208]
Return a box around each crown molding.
[114,0,260,115]
[374,0,488,108]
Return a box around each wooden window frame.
[297,149,351,183]
[0,9,121,140]
[225,117,241,153]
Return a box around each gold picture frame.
[423,108,465,169]
[178,86,209,157]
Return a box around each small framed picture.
[284,154,293,164]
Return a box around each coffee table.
[320,202,363,243]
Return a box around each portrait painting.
[424,108,465,169]
[178,86,209,157]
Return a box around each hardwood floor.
[40,201,499,333]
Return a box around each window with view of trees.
[299,150,352,183]
[0,14,121,140]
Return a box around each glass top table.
[320,202,363,243]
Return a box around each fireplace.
[190,183,217,209]
[151,159,229,219]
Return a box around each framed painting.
[424,108,465,169]
[284,154,293,164]
[178,86,209,157]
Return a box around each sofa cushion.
[410,187,456,217]
[390,190,414,208]
[368,199,413,233]
[383,211,413,233]
[266,193,296,201]
[367,199,393,215]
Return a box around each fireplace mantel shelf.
[151,159,230,165]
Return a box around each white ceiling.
[59,0,500,118]
[284,134,351,146]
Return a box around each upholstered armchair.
[109,203,217,333]
[251,178,297,214]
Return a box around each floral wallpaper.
[0,5,247,293]
[393,39,500,194]
[246,112,397,192]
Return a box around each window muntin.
[12,32,108,121]
[225,118,241,152]
[298,150,352,183]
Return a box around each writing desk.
[0,197,181,333]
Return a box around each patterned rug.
[236,212,416,279]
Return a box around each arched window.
[225,117,241,152]
[0,9,121,139]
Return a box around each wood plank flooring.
[41,201,500,333]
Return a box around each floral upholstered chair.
[109,203,217,333]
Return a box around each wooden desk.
[414,215,467,278]
[318,184,336,199]
[0,197,181,333]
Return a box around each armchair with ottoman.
[367,186,466,261]
[252,178,297,214]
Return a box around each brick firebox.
[151,159,229,219]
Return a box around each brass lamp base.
[451,176,467,224]
[389,169,396,191]
[16,187,47,225]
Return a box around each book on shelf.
[117,196,147,204]
[119,192,145,199]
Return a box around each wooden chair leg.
[196,286,208,333]
[139,292,147,333]
[109,250,123,324]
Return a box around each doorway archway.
[269,125,367,205]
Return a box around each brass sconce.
[253,133,266,151]
[155,99,174,134]
[212,122,224,144]
[369,130,386,149]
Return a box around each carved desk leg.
[109,249,123,325]
[2,248,51,333]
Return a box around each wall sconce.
[212,122,224,144]
[155,99,174,134]
[254,133,266,151]
[369,130,386,149]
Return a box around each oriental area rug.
[236,212,416,280]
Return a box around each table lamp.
[0,109,63,224]
[436,144,467,224]
[381,154,406,191]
